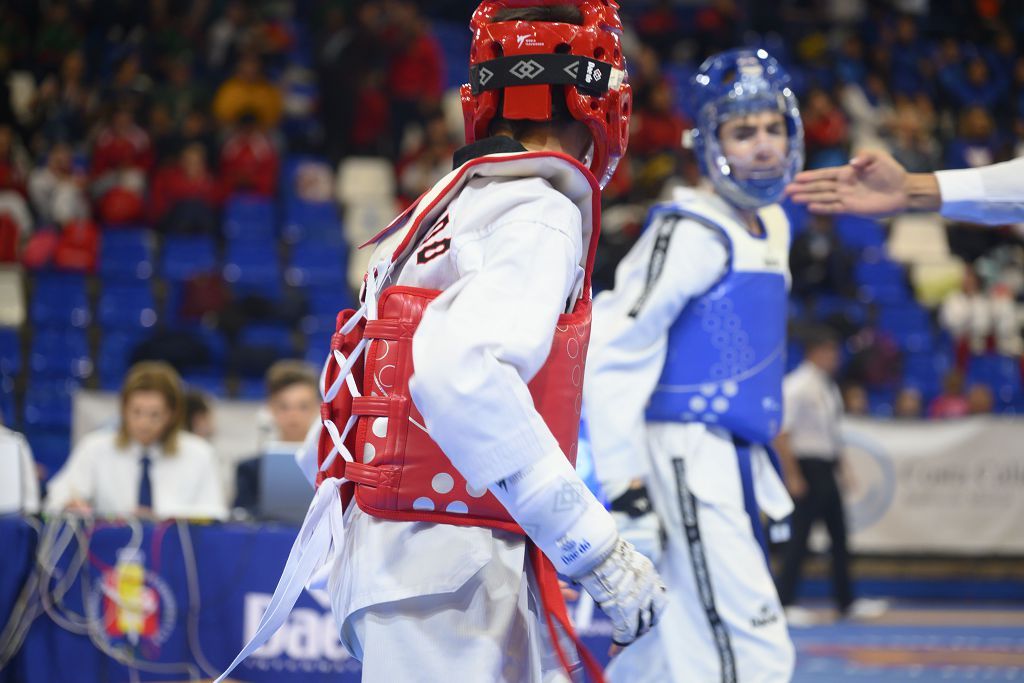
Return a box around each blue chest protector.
[644,197,790,445]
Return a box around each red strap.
[528,544,606,683]
[364,319,403,340]
[351,396,392,416]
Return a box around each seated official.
[234,360,319,517]
[45,362,228,520]
[0,422,41,515]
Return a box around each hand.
[64,499,93,516]
[785,471,808,499]
[558,579,579,602]
[576,538,668,647]
[785,150,911,217]
[609,482,664,565]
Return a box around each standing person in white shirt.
[45,361,227,520]
[218,4,665,683]
[785,149,1024,225]
[774,328,884,624]
[0,422,41,515]
[584,49,799,683]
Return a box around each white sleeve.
[583,215,729,486]
[409,204,583,489]
[781,369,812,434]
[43,435,97,513]
[180,443,229,521]
[17,434,40,514]
[935,157,1024,225]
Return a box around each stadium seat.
[0,378,12,426]
[237,377,267,400]
[286,240,347,288]
[98,228,153,282]
[336,157,396,204]
[182,372,227,397]
[97,282,157,329]
[29,328,92,380]
[224,194,276,241]
[282,199,344,245]
[876,303,934,352]
[22,426,72,480]
[29,273,90,329]
[0,265,25,327]
[0,327,19,376]
[23,379,77,430]
[887,213,949,265]
[161,235,218,282]
[97,331,147,390]
[855,256,911,304]
[224,241,282,300]
[835,214,886,251]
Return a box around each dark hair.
[183,389,211,429]
[801,325,840,354]
[487,5,584,139]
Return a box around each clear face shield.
[699,87,804,210]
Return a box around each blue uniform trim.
[734,438,769,565]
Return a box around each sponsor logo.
[585,61,603,84]
[559,538,592,567]
[242,593,359,674]
[516,34,546,49]
[86,549,176,648]
[510,59,545,80]
[751,603,780,628]
[478,67,494,87]
[564,60,580,80]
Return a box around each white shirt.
[935,157,1024,226]
[44,429,228,520]
[781,361,844,459]
[0,426,40,514]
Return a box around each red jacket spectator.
[220,119,279,197]
[630,81,689,157]
[91,110,154,178]
[384,4,443,104]
[150,143,223,225]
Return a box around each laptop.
[257,442,315,525]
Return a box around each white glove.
[576,538,668,646]
[607,482,664,565]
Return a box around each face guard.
[461,0,632,188]
[688,49,804,209]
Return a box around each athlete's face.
[717,110,788,180]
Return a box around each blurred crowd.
[0,0,1022,487]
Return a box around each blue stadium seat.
[29,328,92,380]
[239,324,296,357]
[161,235,218,282]
[968,354,1022,409]
[30,273,90,328]
[22,426,72,480]
[98,282,157,329]
[286,240,347,288]
[855,257,911,304]
[182,372,227,397]
[877,303,934,352]
[432,20,472,90]
[902,351,951,399]
[97,331,147,390]
[282,199,344,245]
[0,374,13,426]
[224,194,276,241]
[0,327,20,376]
[23,379,77,430]
[99,228,153,282]
[237,377,267,400]
[224,242,281,299]
[835,214,886,250]
[305,285,354,319]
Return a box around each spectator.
[183,389,214,442]
[207,0,252,76]
[383,0,444,158]
[396,111,456,204]
[892,386,923,418]
[101,52,152,114]
[885,99,940,173]
[629,80,688,158]
[0,124,32,235]
[928,370,970,419]
[149,142,221,233]
[219,110,279,197]
[34,2,82,75]
[27,141,89,225]
[0,421,40,515]
[30,49,97,145]
[966,382,994,415]
[945,106,1000,170]
[789,214,856,303]
[212,52,283,130]
[939,266,1021,359]
[153,55,209,128]
[44,361,227,520]
[90,107,152,223]
[803,88,850,168]
[234,360,320,515]
[841,383,869,415]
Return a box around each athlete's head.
[462,1,631,188]
[687,49,804,209]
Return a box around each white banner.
[841,416,1024,555]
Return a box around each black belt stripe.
[673,457,738,683]
[627,215,677,318]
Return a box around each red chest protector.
[315,151,600,535]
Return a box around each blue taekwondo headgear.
[687,49,804,209]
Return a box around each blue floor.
[793,616,1024,681]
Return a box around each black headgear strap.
[469,54,615,96]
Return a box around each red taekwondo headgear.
[461,0,631,188]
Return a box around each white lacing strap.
[214,476,346,683]
[319,415,357,473]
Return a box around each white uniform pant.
[607,426,795,683]
[336,509,575,683]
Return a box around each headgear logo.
[87,549,176,647]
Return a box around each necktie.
[138,452,153,509]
